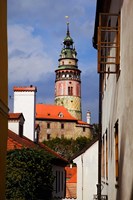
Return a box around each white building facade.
[93,0,133,199]
[73,138,98,200]
[13,86,37,141]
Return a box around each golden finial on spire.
[65,16,69,21]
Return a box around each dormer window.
[58,112,64,118]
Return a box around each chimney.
[87,111,91,124]
[13,86,37,141]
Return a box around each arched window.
[68,87,73,95]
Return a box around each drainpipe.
[81,154,84,200]
[97,73,102,200]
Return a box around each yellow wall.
[0,0,8,198]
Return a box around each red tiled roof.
[8,113,25,120]
[8,137,22,150]
[7,129,68,164]
[7,129,36,150]
[67,172,77,183]
[65,166,77,183]
[13,86,37,92]
[36,104,77,121]
[77,120,89,125]
[65,167,77,198]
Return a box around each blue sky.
[8,0,99,123]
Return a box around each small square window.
[61,123,64,129]
[47,123,50,129]
[47,134,51,140]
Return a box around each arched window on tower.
[68,86,73,95]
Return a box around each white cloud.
[8,24,55,83]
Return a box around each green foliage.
[92,123,99,136]
[6,148,55,200]
[43,136,92,160]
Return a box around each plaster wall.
[55,80,80,96]
[14,91,36,141]
[74,141,98,200]
[8,121,19,135]
[100,0,133,199]
[36,120,91,142]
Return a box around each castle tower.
[55,22,82,120]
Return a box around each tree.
[6,148,55,200]
[43,136,92,160]
[92,123,99,137]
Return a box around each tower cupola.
[60,22,77,61]
[63,22,73,47]
[55,21,82,120]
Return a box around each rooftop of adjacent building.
[13,85,37,92]
[36,104,91,127]
[36,104,77,121]
[65,166,77,183]
[7,129,68,164]
[65,166,77,199]
[8,113,25,121]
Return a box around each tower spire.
[67,22,70,36]
[65,16,70,36]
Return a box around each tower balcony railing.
[56,77,81,81]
